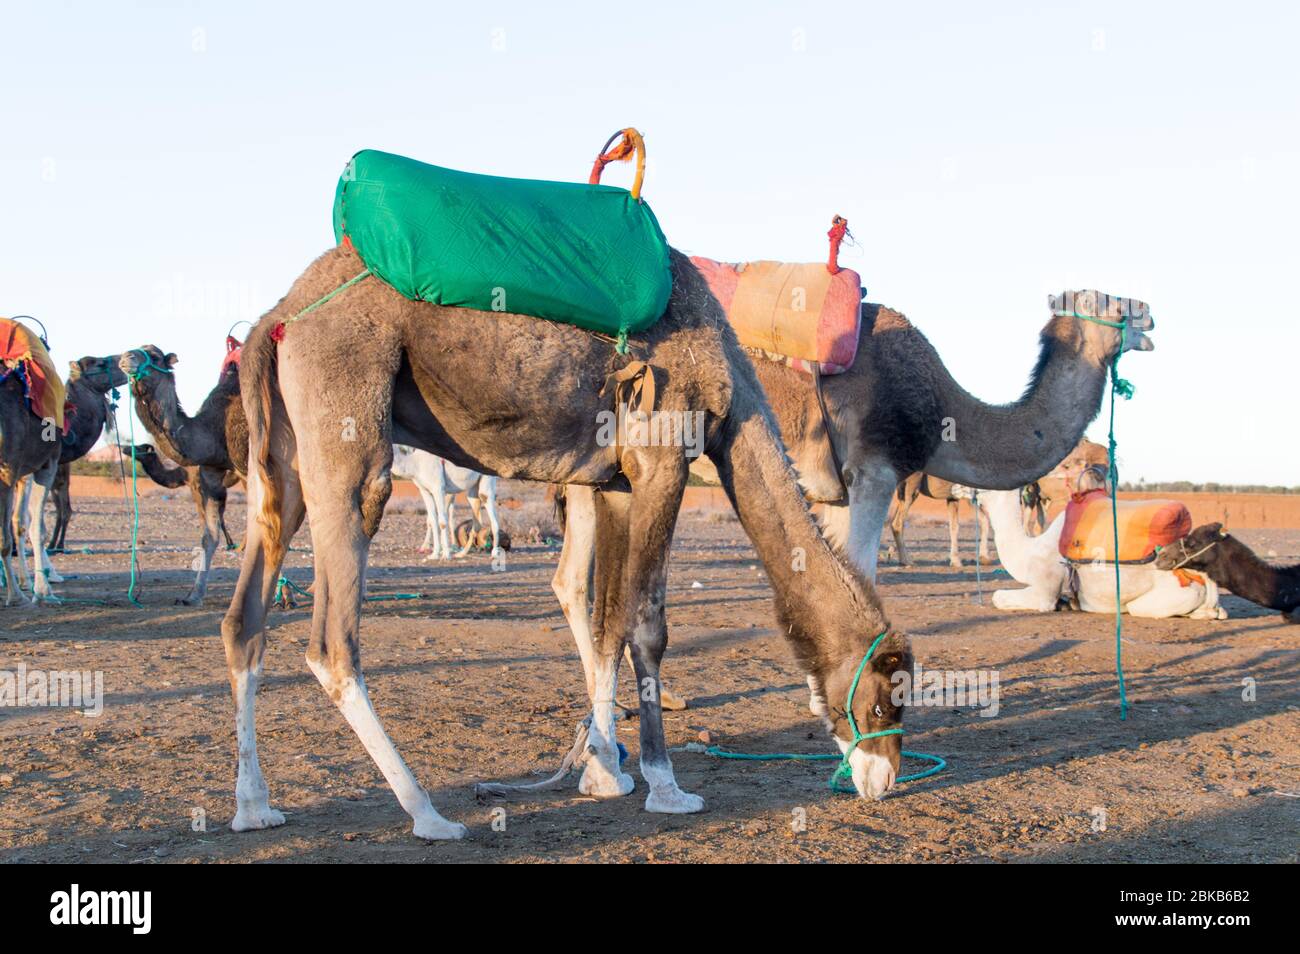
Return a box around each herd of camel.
[3,251,1297,839]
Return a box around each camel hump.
[1060,490,1192,564]
[0,316,66,432]
[332,149,672,339]
[689,258,863,375]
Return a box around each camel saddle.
[1059,490,1192,564]
[0,317,65,432]
[332,150,672,340]
[690,257,862,374]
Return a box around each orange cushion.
[1059,490,1192,563]
[0,318,65,431]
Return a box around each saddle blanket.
[690,258,862,374]
[333,150,673,339]
[0,318,65,431]
[1059,490,1192,564]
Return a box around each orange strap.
[827,215,849,274]
[588,128,647,201]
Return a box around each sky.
[2,0,1296,484]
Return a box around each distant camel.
[1156,523,1300,624]
[979,489,1226,619]
[120,443,238,551]
[887,473,991,568]
[120,347,247,604]
[391,445,502,559]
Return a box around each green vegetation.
[1121,480,1299,495]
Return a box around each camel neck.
[1216,537,1300,611]
[60,378,110,465]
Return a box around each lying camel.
[978,489,1226,619]
[1156,523,1300,624]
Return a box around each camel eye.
[873,704,884,719]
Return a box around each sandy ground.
[0,486,1296,864]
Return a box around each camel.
[121,443,237,550]
[978,489,1226,619]
[552,291,1152,714]
[220,243,916,840]
[119,347,247,604]
[1,352,125,602]
[887,472,991,568]
[1020,481,1049,535]
[1156,523,1300,624]
[390,445,502,559]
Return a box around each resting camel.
[119,348,247,604]
[978,489,1226,619]
[887,472,991,568]
[1156,523,1300,624]
[222,245,915,839]
[1,352,125,602]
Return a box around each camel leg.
[947,499,963,567]
[282,366,464,840]
[609,450,700,814]
[24,463,58,598]
[222,454,305,832]
[415,483,438,553]
[49,464,71,553]
[1188,576,1228,620]
[430,466,453,561]
[551,485,634,799]
[0,484,28,606]
[887,479,920,568]
[841,462,898,584]
[1121,572,1209,619]
[11,480,35,594]
[181,466,225,606]
[976,504,992,564]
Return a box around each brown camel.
[887,472,991,568]
[1,352,125,602]
[221,244,912,839]
[120,443,238,550]
[119,348,247,603]
[554,291,1152,711]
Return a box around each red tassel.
[826,215,849,275]
[270,322,286,343]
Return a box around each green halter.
[828,631,906,793]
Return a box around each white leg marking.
[305,656,466,840]
[230,668,284,832]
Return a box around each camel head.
[119,345,178,393]
[1048,289,1155,365]
[1155,522,1228,572]
[67,354,127,393]
[819,630,913,800]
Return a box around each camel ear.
[165,353,179,368]
[871,633,913,677]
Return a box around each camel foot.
[412,813,468,841]
[645,785,704,814]
[231,804,285,832]
[176,595,204,607]
[660,687,688,711]
[949,559,964,568]
[45,569,65,584]
[578,762,635,798]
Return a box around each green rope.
[696,631,947,791]
[1072,311,1134,720]
[275,575,422,606]
[120,350,175,608]
[286,269,372,325]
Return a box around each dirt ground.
[1,484,1296,864]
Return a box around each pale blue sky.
[2,1,1296,483]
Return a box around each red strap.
[827,216,849,275]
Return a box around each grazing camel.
[222,244,914,839]
[121,443,237,550]
[887,472,991,568]
[978,489,1226,619]
[1156,524,1300,624]
[1,351,125,602]
[390,444,502,559]
[119,348,247,603]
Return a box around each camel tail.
[240,319,284,553]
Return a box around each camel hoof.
[645,786,704,814]
[46,571,65,584]
[578,763,635,799]
[176,596,202,607]
[231,805,285,832]
[660,687,688,711]
[412,815,468,841]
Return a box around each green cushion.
[332,150,672,337]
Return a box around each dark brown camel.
[118,349,247,603]
[1156,524,1300,624]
